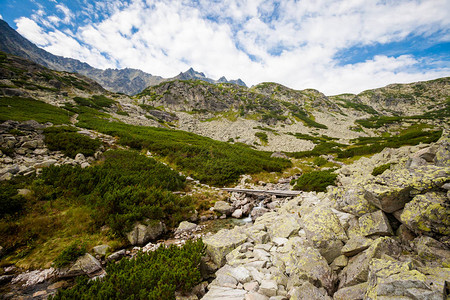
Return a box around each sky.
[0,0,449,95]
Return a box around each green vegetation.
[372,163,392,176]
[50,239,204,300]
[291,169,337,192]
[0,96,72,124]
[53,241,86,268]
[43,126,101,158]
[37,150,192,235]
[313,156,328,167]
[255,132,269,144]
[73,95,115,110]
[76,116,291,186]
[334,97,379,115]
[338,129,442,158]
[0,178,27,218]
[288,141,345,158]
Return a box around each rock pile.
[201,133,450,299]
[0,120,109,181]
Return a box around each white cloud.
[13,0,450,94]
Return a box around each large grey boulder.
[341,236,372,257]
[329,186,378,217]
[126,220,166,246]
[58,253,102,278]
[365,259,443,300]
[93,244,110,256]
[400,192,450,236]
[332,282,367,300]
[267,213,300,240]
[214,201,234,215]
[175,221,197,235]
[204,227,248,267]
[289,282,331,300]
[364,183,411,213]
[358,210,393,237]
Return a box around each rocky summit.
[201,133,450,299]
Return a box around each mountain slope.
[0,20,246,95]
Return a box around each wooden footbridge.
[221,188,302,197]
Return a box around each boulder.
[59,253,102,278]
[364,183,411,213]
[232,209,243,219]
[338,237,401,289]
[175,221,197,235]
[358,210,393,237]
[302,206,347,263]
[12,268,56,286]
[259,280,278,297]
[271,152,288,159]
[365,259,442,300]
[330,186,378,217]
[341,236,372,257]
[74,153,86,162]
[267,213,300,240]
[332,282,367,300]
[93,244,110,256]
[245,292,269,300]
[413,236,450,267]
[34,159,57,168]
[126,220,166,246]
[204,228,248,267]
[106,249,126,262]
[214,201,233,215]
[289,282,331,300]
[201,286,247,300]
[400,192,450,236]
[434,130,450,167]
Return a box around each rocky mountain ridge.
[0,20,246,95]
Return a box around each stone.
[400,192,450,236]
[93,244,110,256]
[22,140,38,149]
[74,153,86,162]
[80,162,90,169]
[34,159,57,168]
[259,280,278,297]
[32,290,47,298]
[214,201,234,215]
[434,131,450,167]
[341,236,372,257]
[330,186,378,217]
[244,281,260,292]
[270,152,288,159]
[228,266,252,284]
[202,286,247,300]
[267,213,300,239]
[364,183,411,213]
[12,268,56,286]
[413,236,450,267]
[358,210,393,237]
[106,249,126,262]
[338,237,401,289]
[232,209,243,219]
[204,228,248,267]
[272,237,288,247]
[47,281,69,290]
[333,255,348,268]
[365,258,442,300]
[332,282,367,300]
[396,224,416,244]
[60,253,102,278]
[289,282,331,300]
[245,292,269,300]
[302,206,347,263]
[175,221,197,234]
[126,220,165,246]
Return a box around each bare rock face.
[126,219,166,246]
[358,210,394,237]
[58,253,102,278]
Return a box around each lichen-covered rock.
[365,259,442,300]
[126,219,166,245]
[434,130,450,167]
[413,236,450,268]
[329,186,378,217]
[286,246,337,295]
[338,237,401,288]
[358,210,393,237]
[214,201,233,215]
[289,282,331,300]
[175,221,197,234]
[332,282,367,300]
[204,227,248,267]
[267,213,300,239]
[364,183,411,213]
[302,206,348,263]
[341,236,372,257]
[201,285,247,300]
[59,253,102,278]
[400,192,450,236]
[92,244,110,256]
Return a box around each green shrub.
[292,170,337,192]
[0,96,72,124]
[255,132,268,144]
[39,150,192,234]
[371,163,392,176]
[313,156,328,167]
[49,239,204,300]
[73,95,115,110]
[43,126,101,158]
[53,241,86,268]
[0,181,26,217]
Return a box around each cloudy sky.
[1,0,449,94]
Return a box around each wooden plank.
[221,188,301,197]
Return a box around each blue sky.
[0,0,449,94]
